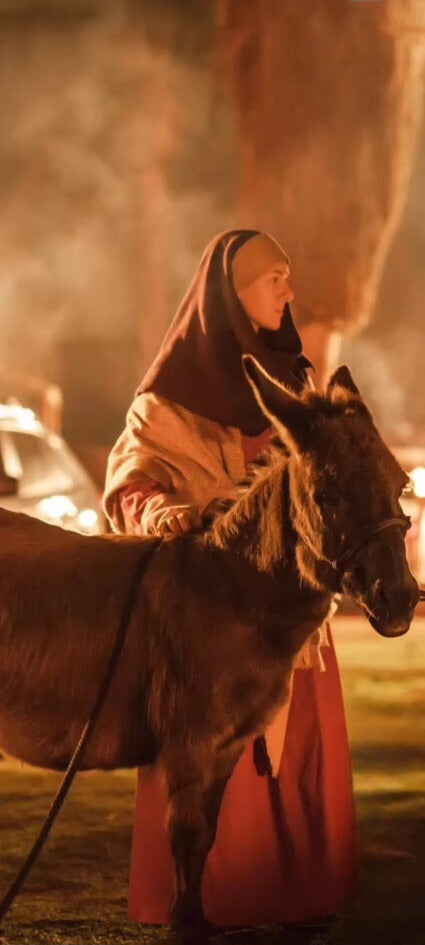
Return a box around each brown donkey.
[0,357,419,931]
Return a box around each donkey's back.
[0,508,159,770]
[0,507,155,650]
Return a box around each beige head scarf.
[232,233,290,293]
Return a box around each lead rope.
[0,540,158,924]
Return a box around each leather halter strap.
[331,515,411,573]
[301,514,411,576]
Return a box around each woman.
[103,229,357,928]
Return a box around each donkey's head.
[243,355,419,637]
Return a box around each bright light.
[77,508,99,532]
[38,495,78,521]
[0,404,39,432]
[419,510,425,585]
[410,467,425,500]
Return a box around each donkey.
[0,357,419,931]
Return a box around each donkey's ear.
[326,365,361,403]
[242,354,315,453]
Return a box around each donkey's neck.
[203,460,332,654]
[205,458,331,606]
[205,460,291,573]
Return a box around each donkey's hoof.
[170,898,215,935]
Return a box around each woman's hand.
[157,507,201,536]
[143,502,202,537]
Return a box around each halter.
[301,514,411,577]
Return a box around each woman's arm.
[103,391,242,535]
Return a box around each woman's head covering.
[138,229,312,435]
[231,232,290,293]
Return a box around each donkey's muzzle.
[369,614,412,638]
[367,576,420,637]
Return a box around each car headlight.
[37,496,99,535]
[38,495,78,520]
[76,508,99,533]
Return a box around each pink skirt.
[128,635,357,927]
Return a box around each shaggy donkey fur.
[0,358,418,931]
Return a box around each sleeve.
[119,478,163,536]
[103,391,242,534]
[119,479,201,537]
[103,394,179,534]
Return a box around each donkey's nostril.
[372,578,389,609]
[372,578,418,618]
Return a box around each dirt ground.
[0,616,423,945]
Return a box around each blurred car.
[0,403,102,535]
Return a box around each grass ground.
[0,616,423,945]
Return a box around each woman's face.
[236,262,294,332]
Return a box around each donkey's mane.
[204,433,291,573]
[204,387,372,574]
[215,431,284,509]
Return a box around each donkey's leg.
[165,752,213,931]
[164,743,243,932]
